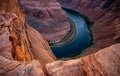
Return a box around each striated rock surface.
[0,0,56,75]
[1,0,120,76]
[0,58,45,76]
[20,0,71,42]
[46,44,120,76]
[57,0,120,56]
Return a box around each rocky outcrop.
[0,58,45,76]
[46,44,120,76]
[0,0,120,76]
[20,0,71,42]
[57,0,120,56]
[0,0,56,75]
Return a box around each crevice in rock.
[46,9,55,20]
[8,23,34,61]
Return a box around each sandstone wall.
[46,44,120,76]
[0,0,56,75]
[0,0,120,76]
[20,0,71,41]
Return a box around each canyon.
[57,0,120,56]
[20,0,71,42]
[0,0,56,75]
[47,44,120,76]
[0,0,120,76]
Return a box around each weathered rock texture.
[1,0,120,76]
[0,0,56,75]
[57,0,120,56]
[46,44,120,76]
[20,0,71,42]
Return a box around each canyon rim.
[0,0,120,76]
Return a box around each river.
[51,8,91,58]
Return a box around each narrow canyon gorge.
[0,0,120,76]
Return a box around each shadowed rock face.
[46,44,120,76]
[0,0,56,75]
[57,0,120,56]
[20,0,71,41]
[0,0,120,76]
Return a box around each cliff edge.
[0,0,56,75]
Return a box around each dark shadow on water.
[51,7,94,58]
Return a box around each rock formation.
[57,0,120,56]
[0,0,120,76]
[0,0,56,75]
[46,44,120,76]
[20,0,71,42]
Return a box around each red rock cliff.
[0,0,56,75]
[0,0,120,76]
[46,44,120,76]
[20,0,71,42]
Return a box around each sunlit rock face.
[0,0,120,76]
[57,0,120,56]
[0,0,56,75]
[20,0,71,42]
[46,44,120,76]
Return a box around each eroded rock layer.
[57,0,120,56]
[46,44,120,76]
[0,0,56,75]
[0,0,120,76]
[20,0,71,42]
